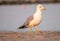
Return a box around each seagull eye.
[40,6,41,8]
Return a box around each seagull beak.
[41,8,46,11]
[43,8,46,11]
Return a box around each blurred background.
[0,0,60,32]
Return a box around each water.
[0,3,60,32]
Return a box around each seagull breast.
[29,12,42,27]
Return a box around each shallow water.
[0,3,60,32]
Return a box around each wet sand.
[0,31,60,41]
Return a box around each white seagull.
[18,4,46,32]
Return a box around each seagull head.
[37,4,46,11]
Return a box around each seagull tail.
[18,25,27,29]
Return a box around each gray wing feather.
[23,15,34,26]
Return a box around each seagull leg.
[29,27,33,34]
[30,27,32,32]
[35,26,41,32]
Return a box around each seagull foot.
[29,30,33,35]
[37,30,42,33]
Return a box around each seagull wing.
[23,15,34,26]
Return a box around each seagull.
[18,4,46,32]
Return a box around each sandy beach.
[0,31,60,41]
